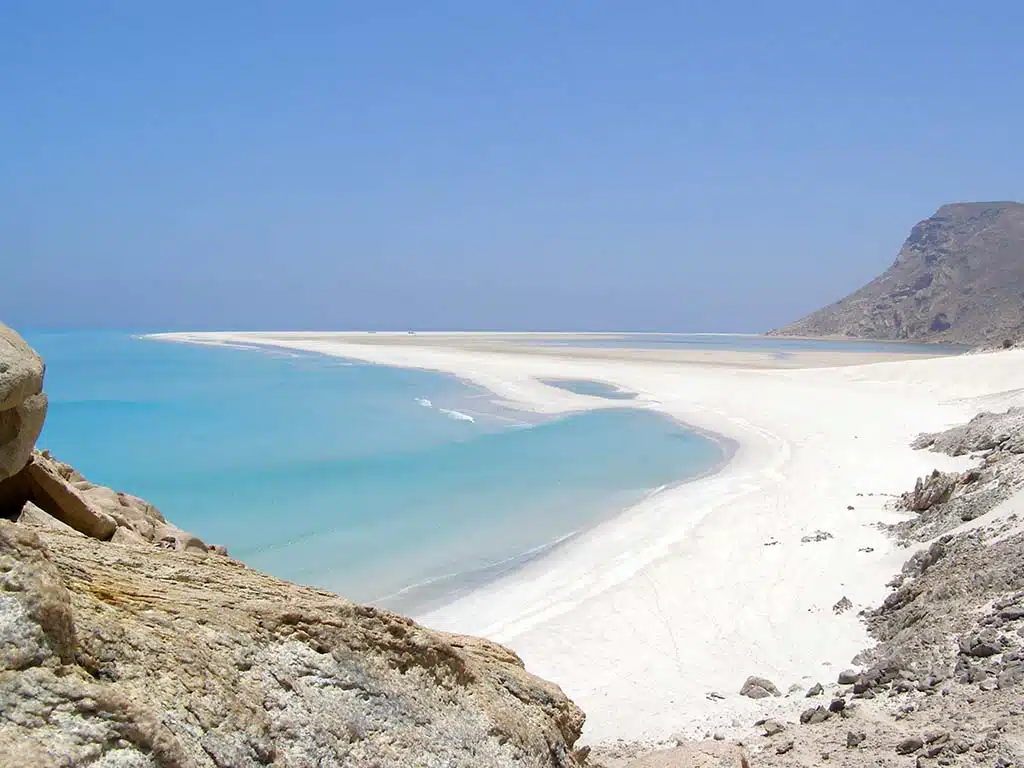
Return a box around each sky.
[2,2,1022,332]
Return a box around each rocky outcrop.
[769,202,1024,346]
[895,408,1024,540]
[0,521,585,767]
[739,676,780,699]
[0,322,586,767]
[0,322,47,484]
[2,449,214,552]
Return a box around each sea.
[24,331,962,616]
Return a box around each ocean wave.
[438,408,475,422]
[415,397,433,408]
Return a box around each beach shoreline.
[150,331,1024,746]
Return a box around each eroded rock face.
[0,322,47,484]
[0,520,585,767]
[769,201,1024,345]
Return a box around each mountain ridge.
[769,201,1024,346]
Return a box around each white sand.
[152,332,1024,745]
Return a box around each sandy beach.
[154,331,1024,746]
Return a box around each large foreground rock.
[0,520,585,767]
[0,322,47,483]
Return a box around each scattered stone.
[847,505,855,510]
[838,669,859,685]
[896,736,924,755]
[959,629,1001,657]
[705,691,725,701]
[775,738,794,755]
[998,663,1024,689]
[762,720,785,737]
[712,732,724,741]
[924,730,950,745]
[832,596,853,614]
[801,530,833,543]
[806,682,824,697]
[739,676,780,699]
[846,731,866,748]
[799,706,831,725]
[828,698,846,713]
[858,546,875,553]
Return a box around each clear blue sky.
[2,2,1022,331]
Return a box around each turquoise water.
[541,379,638,400]
[25,332,724,614]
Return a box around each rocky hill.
[0,322,585,768]
[769,202,1024,346]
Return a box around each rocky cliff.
[0,324,586,768]
[769,202,1024,346]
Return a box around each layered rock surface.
[0,521,585,768]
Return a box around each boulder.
[895,736,923,755]
[80,485,165,541]
[846,731,866,748]
[762,719,785,736]
[0,323,47,483]
[154,524,209,553]
[739,676,780,699]
[16,501,83,537]
[21,455,117,540]
[806,682,824,697]
[959,629,1002,658]
[837,669,859,685]
[800,706,831,725]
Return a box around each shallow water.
[531,332,968,355]
[25,331,724,613]
[541,378,638,400]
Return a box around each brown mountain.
[769,201,1024,346]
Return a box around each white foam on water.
[438,408,475,422]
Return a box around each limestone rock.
[0,523,76,668]
[740,675,780,698]
[16,501,83,538]
[154,523,209,553]
[0,520,585,767]
[0,323,47,483]
[22,456,117,540]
